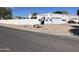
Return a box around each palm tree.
[0,7,12,19]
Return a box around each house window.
[52,17,61,19]
[62,19,66,21]
[38,19,41,21]
[46,19,48,21]
[50,19,52,21]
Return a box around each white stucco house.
[29,13,79,25]
[29,13,70,25]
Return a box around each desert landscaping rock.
[0,23,79,38]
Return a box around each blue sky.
[12,7,79,16]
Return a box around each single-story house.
[29,13,79,25]
[29,13,71,25]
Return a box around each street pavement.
[0,26,79,52]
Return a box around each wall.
[0,19,67,25]
[0,19,40,25]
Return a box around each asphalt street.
[0,26,79,52]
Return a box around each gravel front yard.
[0,23,79,36]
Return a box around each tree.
[31,13,38,19]
[4,14,13,19]
[77,10,79,16]
[62,10,69,15]
[5,8,12,19]
[53,10,69,14]
[53,11,63,14]
[0,7,12,19]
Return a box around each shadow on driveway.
[69,26,79,36]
